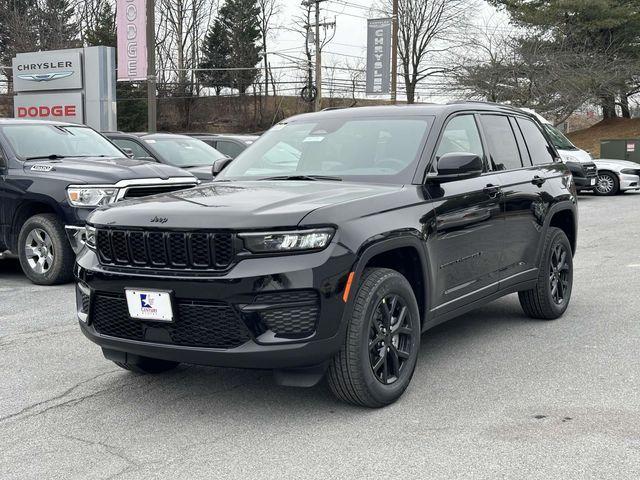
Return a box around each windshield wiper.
[259,174,342,182]
[26,154,67,160]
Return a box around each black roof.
[284,102,532,123]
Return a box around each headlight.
[67,187,119,207]
[240,228,335,253]
[85,225,97,249]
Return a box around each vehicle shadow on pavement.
[83,296,532,415]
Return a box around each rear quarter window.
[516,117,556,165]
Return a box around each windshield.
[544,124,576,151]
[1,124,124,159]
[219,116,433,183]
[146,137,226,167]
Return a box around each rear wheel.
[327,268,421,408]
[17,214,74,285]
[113,356,180,374]
[519,227,573,320]
[595,172,619,196]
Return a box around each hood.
[594,158,640,171]
[88,180,402,229]
[23,156,196,185]
[559,149,592,164]
[185,165,214,181]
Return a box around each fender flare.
[537,200,578,262]
[9,196,65,249]
[342,233,432,329]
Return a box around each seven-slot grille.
[96,228,235,270]
[584,163,598,177]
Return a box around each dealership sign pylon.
[12,46,117,131]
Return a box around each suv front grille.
[96,228,235,271]
[91,293,251,349]
[584,163,598,177]
[122,184,194,199]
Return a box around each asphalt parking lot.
[1,192,639,480]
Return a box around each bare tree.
[377,0,473,103]
[257,0,281,97]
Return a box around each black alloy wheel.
[519,227,573,320]
[549,243,570,305]
[368,294,414,385]
[327,268,421,407]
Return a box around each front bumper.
[75,243,356,370]
[573,175,597,190]
[619,173,640,192]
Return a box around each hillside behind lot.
[567,118,640,157]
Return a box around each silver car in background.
[593,159,640,196]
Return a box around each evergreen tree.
[38,0,79,50]
[489,0,640,118]
[198,19,232,95]
[84,1,116,47]
[219,0,262,94]
[83,0,147,131]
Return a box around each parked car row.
[526,109,640,196]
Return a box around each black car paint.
[0,121,196,253]
[76,104,578,380]
[104,132,225,181]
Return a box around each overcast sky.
[268,0,507,102]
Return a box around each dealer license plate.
[125,289,173,322]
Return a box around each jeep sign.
[14,93,84,124]
[12,50,83,92]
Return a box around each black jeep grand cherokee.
[76,103,577,407]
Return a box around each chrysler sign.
[12,51,82,92]
[366,18,392,95]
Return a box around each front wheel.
[17,214,75,285]
[519,227,573,320]
[327,268,421,408]
[595,172,619,196]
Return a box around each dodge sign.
[14,93,84,124]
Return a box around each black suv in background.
[0,119,197,285]
[104,132,228,180]
[186,133,259,158]
[76,103,577,407]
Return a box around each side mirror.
[212,156,232,176]
[429,152,483,183]
[121,147,135,158]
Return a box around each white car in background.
[519,108,599,192]
[591,159,640,196]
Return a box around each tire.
[17,213,75,285]
[518,227,573,320]
[327,268,421,408]
[113,356,180,374]
[594,172,619,196]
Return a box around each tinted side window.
[435,115,484,160]
[216,141,244,158]
[480,115,522,171]
[111,138,151,158]
[516,117,555,165]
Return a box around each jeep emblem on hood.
[150,216,168,224]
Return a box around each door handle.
[483,184,501,198]
[532,175,546,187]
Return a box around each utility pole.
[302,0,332,111]
[390,0,399,104]
[314,0,322,111]
[146,0,157,132]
